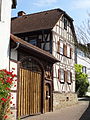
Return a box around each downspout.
[9,42,20,70]
[9,41,20,71]
[13,42,20,51]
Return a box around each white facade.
[0,0,13,69]
[52,15,75,93]
[77,49,90,85]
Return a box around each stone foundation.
[53,92,78,111]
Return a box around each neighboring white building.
[0,0,16,69]
[76,44,90,94]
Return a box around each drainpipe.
[9,42,20,71]
[13,42,20,50]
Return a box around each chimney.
[18,11,26,17]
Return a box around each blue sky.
[12,0,90,27]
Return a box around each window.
[60,41,63,55]
[77,49,85,57]
[29,39,37,45]
[67,45,70,58]
[64,18,67,30]
[82,66,87,74]
[70,48,73,59]
[28,35,37,46]
[66,71,72,84]
[67,71,71,83]
[58,69,64,83]
[41,43,50,51]
[24,37,28,42]
[61,69,65,82]
[0,0,2,21]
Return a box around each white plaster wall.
[0,0,12,69]
[10,49,18,108]
[10,60,17,109]
[11,49,18,61]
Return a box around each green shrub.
[75,64,89,97]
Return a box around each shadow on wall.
[79,97,90,120]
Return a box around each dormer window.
[64,18,67,30]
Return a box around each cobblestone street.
[22,97,90,120]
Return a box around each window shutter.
[64,71,67,82]
[65,45,67,56]
[66,71,68,82]
[70,72,72,83]
[67,71,69,83]
[64,44,67,56]
[63,44,65,56]
[57,41,60,53]
[70,48,73,59]
[58,69,60,82]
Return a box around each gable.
[52,14,76,43]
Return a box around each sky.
[12,0,90,27]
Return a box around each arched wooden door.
[44,83,51,112]
[17,57,43,118]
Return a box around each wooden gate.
[17,68,42,117]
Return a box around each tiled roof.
[11,8,73,34]
[10,34,59,63]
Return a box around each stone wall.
[53,92,78,111]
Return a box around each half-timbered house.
[10,34,58,119]
[11,8,77,117]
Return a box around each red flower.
[11,74,16,78]
[10,101,12,104]
[6,87,10,90]
[11,112,13,114]
[6,77,12,84]
[1,98,8,102]
[7,95,11,99]
[14,85,16,87]
[4,115,8,119]
[12,97,14,99]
